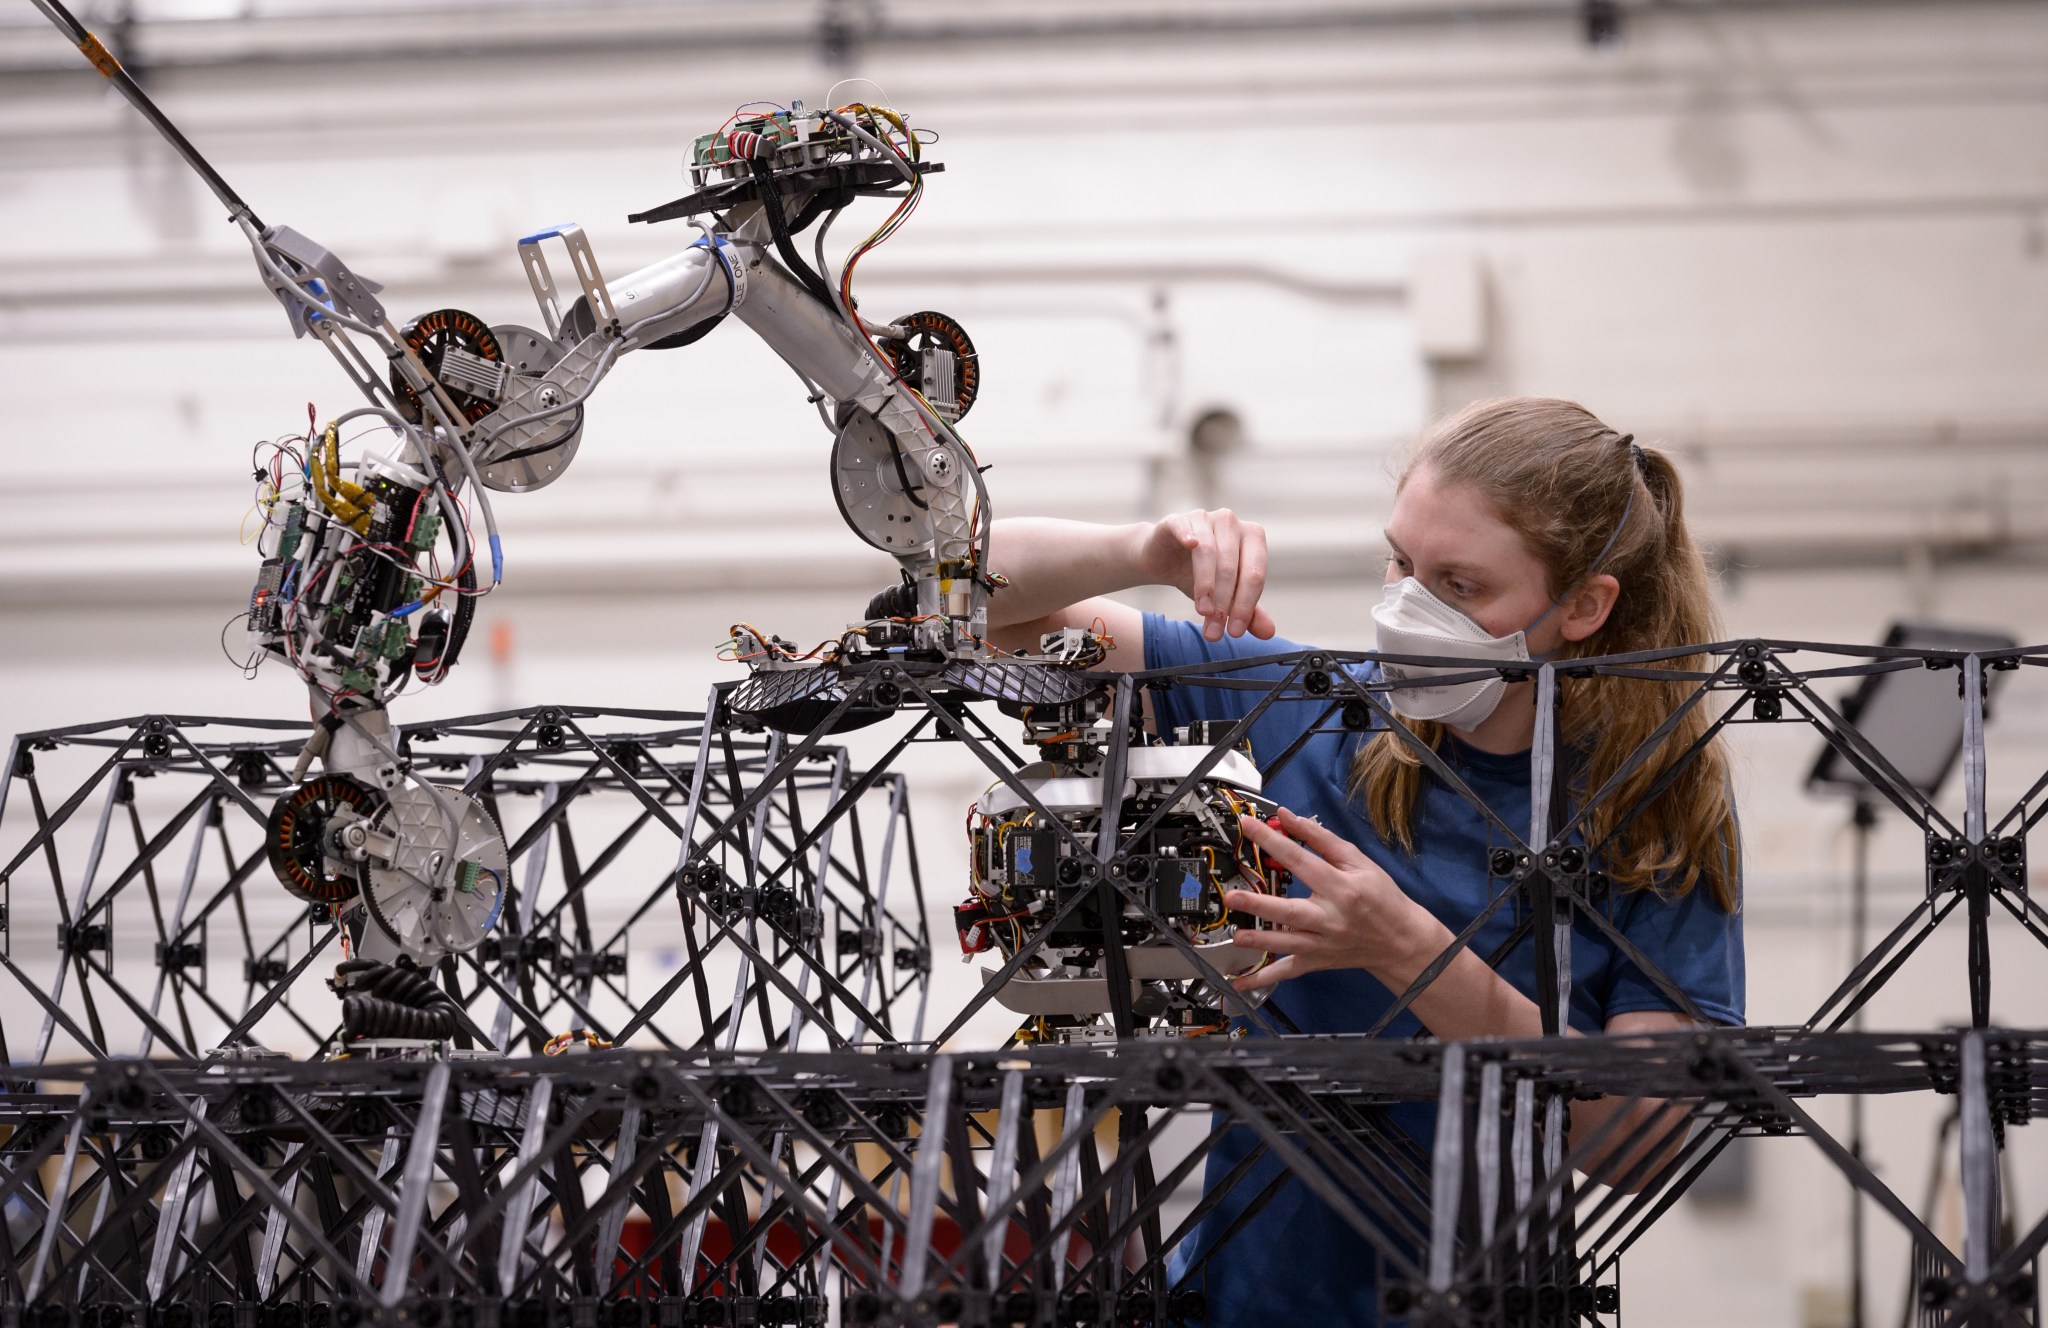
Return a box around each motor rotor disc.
[476,323,585,492]
[358,783,509,959]
[831,408,931,555]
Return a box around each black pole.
[1529,663,1568,1038]
[1848,795,1875,1328]
[1960,652,1992,1033]
[30,0,262,229]
[1096,676,1138,1041]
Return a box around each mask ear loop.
[1517,466,1640,646]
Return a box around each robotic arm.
[43,1,1244,1047]
[492,107,991,642]
[37,0,1009,1017]
[248,100,994,683]
[237,100,992,993]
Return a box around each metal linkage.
[0,1030,2041,1326]
[0,706,928,1063]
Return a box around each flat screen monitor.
[1805,621,2018,800]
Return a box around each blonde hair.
[1352,397,1739,910]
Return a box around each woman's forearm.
[1380,913,1693,1191]
[1375,910,1543,1042]
[984,518,1165,628]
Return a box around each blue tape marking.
[300,277,333,328]
[688,237,741,316]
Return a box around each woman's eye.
[1447,580,1479,598]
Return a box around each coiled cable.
[331,958,460,1042]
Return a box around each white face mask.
[1371,469,1642,730]
[1370,578,1546,729]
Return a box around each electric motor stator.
[392,307,505,424]
[266,773,387,906]
[879,311,978,422]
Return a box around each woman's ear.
[1558,573,1621,643]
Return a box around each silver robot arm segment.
[486,202,989,650]
[731,245,986,624]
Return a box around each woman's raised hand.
[1143,509,1277,643]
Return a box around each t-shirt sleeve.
[1598,854,1745,1028]
[1141,612,1313,735]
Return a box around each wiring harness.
[235,406,483,712]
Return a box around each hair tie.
[1619,433,1649,474]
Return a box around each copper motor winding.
[392,307,504,425]
[880,310,979,421]
[265,773,386,906]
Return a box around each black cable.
[748,159,836,307]
[814,205,844,310]
[487,423,584,466]
[331,958,460,1042]
[835,406,928,512]
[219,612,262,676]
[790,185,858,240]
[414,461,478,677]
[884,433,930,511]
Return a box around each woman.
[985,397,1743,1324]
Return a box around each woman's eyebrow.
[1384,533,1490,581]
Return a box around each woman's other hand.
[1224,806,1433,991]
[1141,509,1277,643]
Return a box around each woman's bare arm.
[984,511,1276,662]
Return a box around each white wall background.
[2,2,2047,1324]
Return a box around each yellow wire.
[313,422,372,534]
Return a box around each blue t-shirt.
[1144,614,1744,1325]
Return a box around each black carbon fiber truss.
[0,1030,2041,1327]
[3,636,2046,1326]
[0,705,930,1063]
[767,636,2046,1049]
